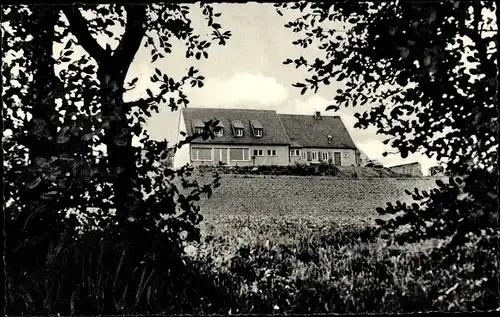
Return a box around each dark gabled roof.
[278,114,358,149]
[181,107,291,145]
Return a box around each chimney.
[314,111,322,120]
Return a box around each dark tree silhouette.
[277,0,498,306]
[3,4,229,314]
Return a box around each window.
[232,120,244,137]
[230,148,250,161]
[267,149,277,156]
[191,148,212,161]
[250,120,263,137]
[195,127,204,134]
[322,152,329,161]
[290,149,300,156]
[253,149,264,156]
[302,151,307,160]
[311,151,318,161]
[344,153,349,158]
[215,128,224,137]
[235,128,244,137]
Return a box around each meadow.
[197,175,442,244]
[177,174,498,314]
[8,173,496,315]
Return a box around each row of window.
[192,148,251,162]
[195,127,225,137]
[253,149,277,156]
[290,150,349,160]
[192,147,350,162]
[194,122,263,138]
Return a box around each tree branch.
[63,6,110,62]
[113,5,147,77]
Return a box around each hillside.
[197,175,444,229]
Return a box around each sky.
[61,3,445,175]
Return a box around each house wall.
[290,148,357,166]
[173,111,190,169]
[389,164,423,176]
[188,144,289,166]
[250,145,289,166]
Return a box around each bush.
[196,164,340,176]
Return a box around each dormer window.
[192,119,205,135]
[215,119,225,137]
[250,120,263,138]
[232,120,244,137]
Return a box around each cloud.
[185,72,288,107]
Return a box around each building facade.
[173,108,361,168]
[387,162,423,177]
[279,112,359,166]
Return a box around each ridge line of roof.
[387,162,421,168]
[181,107,278,112]
[278,113,341,118]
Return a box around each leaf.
[26,177,42,189]
[212,23,221,29]
[64,50,74,56]
[376,207,386,215]
[155,68,162,76]
[64,40,72,50]
[375,218,386,226]
[435,179,445,187]
[146,89,153,98]
[466,56,476,63]
[81,132,94,142]
[35,157,49,167]
[82,65,95,74]
[56,126,71,144]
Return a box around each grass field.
[198,175,443,239]
[173,174,498,314]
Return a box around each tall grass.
[7,217,498,315]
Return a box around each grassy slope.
[199,175,443,229]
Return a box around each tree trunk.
[27,6,60,162]
[64,5,147,221]
[97,63,139,221]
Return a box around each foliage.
[3,4,229,314]
[276,0,498,297]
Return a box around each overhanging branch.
[113,5,147,76]
[63,6,110,62]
